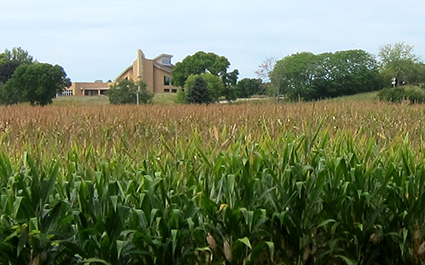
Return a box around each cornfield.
[1,100,425,264]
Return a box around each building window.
[164,76,170,86]
[171,89,177,93]
[164,89,170,93]
[162,58,171,65]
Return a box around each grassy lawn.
[152,92,177,104]
[52,93,178,106]
[52,95,110,106]
[326,91,379,102]
[51,91,380,107]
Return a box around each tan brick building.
[64,49,178,96]
[115,49,179,93]
[66,80,113,96]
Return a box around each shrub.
[175,89,187,104]
[108,79,153,105]
[405,86,425,103]
[377,86,425,104]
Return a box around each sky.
[1,0,424,82]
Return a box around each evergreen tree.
[186,76,212,104]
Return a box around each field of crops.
[1,99,425,264]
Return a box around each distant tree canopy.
[378,42,424,85]
[108,79,153,105]
[172,51,239,102]
[1,63,71,106]
[236,78,265,98]
[0,47,34,84]
[0,47,34,64]
[270,50,382,101]
[172,51,231,87]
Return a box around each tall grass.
[1,100,425,264]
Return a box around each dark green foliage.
[378,86,425,104]
[108,79,153,105]
[186,76,212,104]
[271,50,382,101]
[0,63,71,106]
[222,69,239,88]
[184,73,224,102]
[222,85,237,101]
[0,62,20,83]
[236,78,264,98]
[0,47,35,84]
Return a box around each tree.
[171,51,237,88]
[270,50,381,101]
[1,63,71,106]
[236,78,264,98]
[0,47,34,84]
[378,42,422,85]
[184,73,224,102]
[313,50,381,98]
[270,52,317,101]
[255,57,276,83]
[186,76,212,104]
[221,69,240,101]
[108,79,153,105]
[1,47,34,64]
[0,62,20,83]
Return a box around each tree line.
[171,51,264,104]
[1,42,422,106]
[267,42,425,101]
[171,42,425,104]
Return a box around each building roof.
[152,53,173,61]
[153,61,174,73]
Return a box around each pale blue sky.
[1,0,424,82]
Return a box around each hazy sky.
[1,0,424,82]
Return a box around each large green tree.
[378,42,423,85]
[236,78,264,98]
[270,52,317,100]
[314,50,381,98]
[108,79,153,105]
[171,51,231,88]
[1,63,71,106]
[270,50,381,101]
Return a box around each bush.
[108,79,153,105]
[377,86,425,104]
[405,86,425,103]
[175,89,187,104]
[377,87,405,103]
